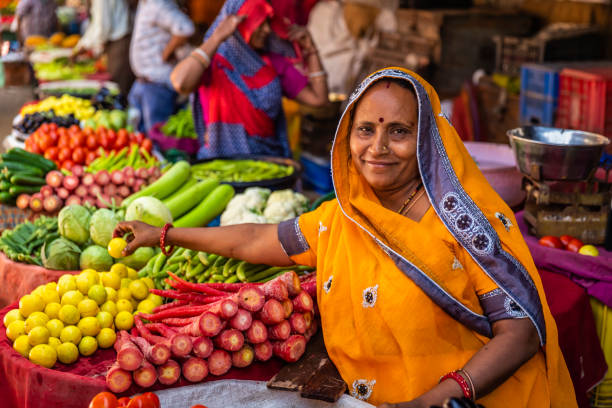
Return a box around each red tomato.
[88,392,118,408]
[86,134,98,150]
[126,395,155,408]
[107,129,117,146]
[566,238,584,253]
[117,397,131,407]
[62,159,75,171]
[134,132,145,144]
[57,135,70,149]
[99,134,111,150]
[117,128,129,140]
[538,236,563,249]
[69,124,81,134]
[37,133,52,151]
[58,147,72,162]
[559,235,573,248]
[115,132,129,150]
[58,127,68,138]
[140,393,160,408]
[44,146,59,161]
[72,147,86,164]
[69,133,86,149]
[39,123,50,133]
[85,150,97,165]
[141,138,153,153]
[48,129,59,144]
[191,405,209,408]
[24,138,40,154]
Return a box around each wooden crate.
[2,61,31,87]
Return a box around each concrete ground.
[0,85,35,153]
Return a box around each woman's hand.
[113,221,161,256]
[288,25,316,54]
[213,14,245,42]
[378,400,427,408]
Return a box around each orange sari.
[278,68,577,406]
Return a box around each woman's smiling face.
[349,80,419,195]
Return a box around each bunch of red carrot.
[106,270,317,393]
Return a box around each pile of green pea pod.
[138,247,312,290]
[191,159,294,183]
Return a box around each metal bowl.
[507,126,610,180]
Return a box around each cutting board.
[267,331,347,402]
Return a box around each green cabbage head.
[90,209,120,247]
[58,205,91,245]
[42,238,81,270]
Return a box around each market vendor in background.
[15,0,58,43]
[116,67,577,407]
[128,0,195,133]
[73,0,135,97]
[170,0,329,159]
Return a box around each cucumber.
[162,177,197,204]
[3,148,56,172]
[9,185,41,195]
[0,191,14,203]
[10,174,46,186]
[0,161,43,177]
[122,161,191,208]
[165,179,219,219]
[0,180,11,191]
[174,184,235,227]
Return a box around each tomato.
[48,129,59,144]
[117,397,131,407]
[44,146,59,161]
[538,236,563,249]
[37,133,53,151]
[190,405,209,408]
[99,134,111,150]
[39,123,49,133]
[58,127,68,138]
[89,391,118,408]
[559,235,573,248]
[107,129,117,147]
[118,128,129,140]
[566,238,584,253]
[86,134,99,150]
[69,124,81,134]
[70,133,86,149]
[86,150,98,165]
[25,138,39,154]
[141,138,153,153]
[48,122,58,131]
[126,396,155,408]
[58,147,72,162]
[57,135,70,149]
[72,147,86,164]
[134,132,145,144]
[140,392,160,408]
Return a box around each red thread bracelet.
[160,223,174,256]
[439,371,473,400]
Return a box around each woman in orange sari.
[116,68,577,407]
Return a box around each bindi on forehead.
[378,117,384,123]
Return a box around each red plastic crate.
[555,66,612,137]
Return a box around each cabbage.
[41,238,81,270]
[125,197,173,227]
[118,247,155,270]
[58,205,91,245]
[90,209,120,247]
[80,245,114,271]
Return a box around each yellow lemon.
[116,299,133,313]
[29,344,56,368]
[77,316,101,337]
[96,328,116,349]
[126,267,139,280]
[100,301,118,317]
[137,299,156,314]
[77,298,99,318]
[41,287,60,305]
[76,271,97,295]
[101,271,121,290]
[61,290,84,307]
[58,304,80,325]
[28,326,50,346]
[81,268,97,276]
[46,319,64,338]
[96,311,114,329]
[78,336,98,356]
[117,287,132,301]
[19,294,44,317]
[3,309,24,327]
[108,239,127,259]
[87,284,107,305]
[146,293,163,307]
[57,275,77,297]
[13,335,31,358]
[48,337,61,350]
[31,285,45,300]
[44,302,62,320]
[56,342,79,364]
[45,282,57,292]
[129,280,148,300]
[141,277,155,291]
[24,312,49,333]
[110,263,128,279]
[6,320,26,341]
[120,278,132,289]
[114,311,134,331]
[59,325,81,345]
[105,287,118,302]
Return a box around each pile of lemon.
[3,263,162,369]
[19,95,96,121]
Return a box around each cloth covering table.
[0,253,79,309]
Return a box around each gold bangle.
[458,369,476,401]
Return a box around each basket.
[590,297,612,408]
[192,156,302,194]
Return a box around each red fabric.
[0,253,79,309]
[538,269,608,408]
[237,0,274,44]
[0,303,283,408]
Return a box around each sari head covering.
[192,0,298,159]
[278,68,577,406]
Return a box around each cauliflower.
[263,190,309,223]
[221,188,309,225]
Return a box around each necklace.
[396,181,423,214]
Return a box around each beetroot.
[62,175,79,191]
[56,187,69,199]
[45,171,63,188]
[39,185,53,198]
[111,170,124,185]
[95,170,110,185]
[208,349,232,376]
[43,195,62,213]
[65,195,81,206]
[254,341,273,362]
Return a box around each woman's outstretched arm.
[114,221,294,267]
